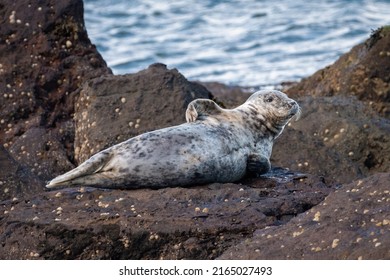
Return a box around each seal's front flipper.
[186,99,224,122]
[246,154,271,175]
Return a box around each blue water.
[84,0,390,87]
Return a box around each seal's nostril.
[288,101,296,107]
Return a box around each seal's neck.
[237,104,287,141]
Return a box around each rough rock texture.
[0,0,389,260]
[0,0,111,179]
[219,173,390,260]
[74,63,212,163]
[272,95,390,184]
[0,169,332,260]
[0,146,44,202]
[8,127,75,180]
[286,27,390,118]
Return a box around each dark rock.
[0,146,44,202]
[0,0,388,261]
[200,82,252,108]
[0,0,111,178]
[219,173,390,260]
[8,127,75,180]
[272,95,390,184]
[286,26,390,118]
[74,63,212,163]
[0,169,331,259]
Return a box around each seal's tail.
[45,151,111,188]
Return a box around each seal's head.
[244,89,301,138]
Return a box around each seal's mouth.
[288,104,301,120]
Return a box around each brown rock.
[286,27,390,118]
[219,172,390,260]
[0,0,388,262]
[0,0,111,177]
[0,169,331,259]
[8,127,74,180]
[200,81,252,108]
[74,63,212,163]
[0,146,44,201]
[272,95,390,184]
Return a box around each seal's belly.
[114,123,249,186]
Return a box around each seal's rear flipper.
[186,99,224,122]
[45,151,111,188]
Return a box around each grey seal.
[46,90,300,189]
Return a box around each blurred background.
[84,0,390,87]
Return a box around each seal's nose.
[288,100,296,108]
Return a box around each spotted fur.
[46,90,300,189]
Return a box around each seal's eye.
[265,97,274,103]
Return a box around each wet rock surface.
[0,0,389,260]
[219,173,390,260]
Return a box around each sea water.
[84,0,390,87]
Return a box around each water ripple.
[84,0,390,86]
